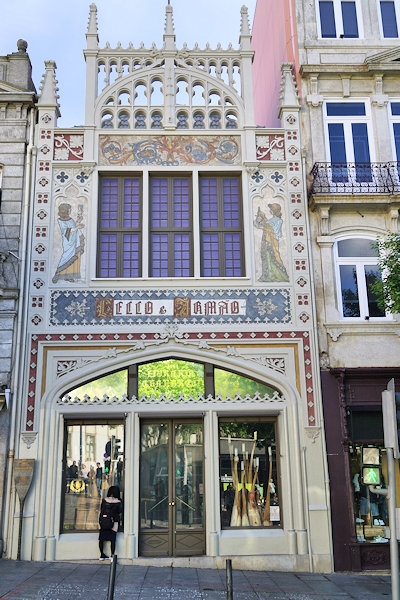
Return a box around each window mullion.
[356,262,369,318]
[192,173,201,277]
[142,172,149,278]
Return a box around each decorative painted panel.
[256,134,285,161]
[52,183,87,284]
[99,135,241,166]
[49,288,291,326]
[54,134,84,161]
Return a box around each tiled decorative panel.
[50,288,291,326]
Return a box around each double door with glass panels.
[139,419,205,557]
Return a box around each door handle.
[168,500,175,506]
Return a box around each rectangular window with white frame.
[317,0,362,38]
[335,238,386,319]
[379,1,399,37]
[324,101,374,184]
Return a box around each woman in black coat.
[98,485,122,560]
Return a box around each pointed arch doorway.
[64,358,280,558]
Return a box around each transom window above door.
[98,173,244,279]
[317,0,361,38]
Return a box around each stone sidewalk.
[0,559,392,599]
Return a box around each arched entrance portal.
[61,358,281,559]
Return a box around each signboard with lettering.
[14,459,35,502]
[50,288,291,326]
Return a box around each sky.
[1,0,257,127]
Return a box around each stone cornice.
[325,321,400,341]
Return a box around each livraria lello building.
[0,3,333,570]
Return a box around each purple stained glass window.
[100,179,118,228]
[123,179,140,228]
[123,234,140,277]
[173,179,190,228]
[173,233,191,277]
[201,233,220,277]
[150,176,193,277]
[99,233,117,277]
[151,233,169,277]
[200,176,243,277]
[224,233,242,276]
[200,179,218,228]
[98,177,141,278]
[151,178,169,228]
[223,179,240,227]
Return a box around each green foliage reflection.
[214,369,276,399]
[138,360,204,399]
[68,370,128,399]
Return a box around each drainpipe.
[3,105,36,557]
[301,446,313,573]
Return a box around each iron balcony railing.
[310,162,400,195]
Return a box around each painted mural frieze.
[49,288,291,326]
[99,135,241,166]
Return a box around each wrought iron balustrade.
[309,162,400,195]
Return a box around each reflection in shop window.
[351,445,388,543]
[214,368,277,399]
[138,359,204,398]
[61,422,124,532]
[219,419,280,528]
[66,370,128,400]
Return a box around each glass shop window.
[61,421,124,533]
[350,444,389,543]
[219,419,280,528]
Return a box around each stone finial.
[17,39,28,53]
[164,2,175,48]
[279,63,299,109]
[164,3,176,50]
[86,3,99,49]
[240,6,250,36]
[240,6,251,50]
[38,60,61,115]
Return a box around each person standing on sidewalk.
[98,485,122,561]
[96,462,103,497]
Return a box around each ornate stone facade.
[3,4,331,571]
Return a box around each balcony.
[309,162,400,195]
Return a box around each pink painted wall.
[252,0,299,127]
